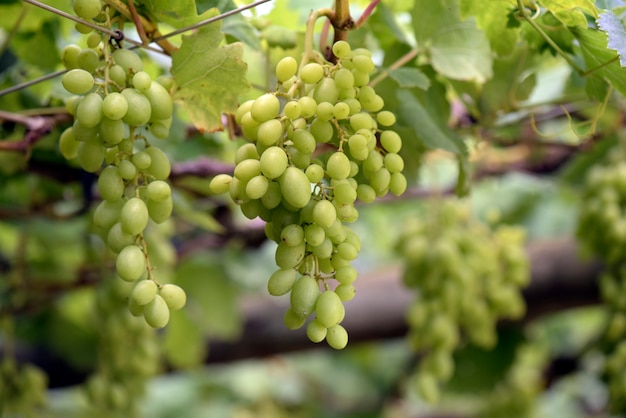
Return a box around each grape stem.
[126,0,150,45]
[302,8,334,69]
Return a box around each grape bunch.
[58,1,185,328]
[0,358,47,416]
[210,40,407,349]
[396,200,529,402]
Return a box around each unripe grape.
[73,0,102,20]
[281,224,305,246]
[77,48,99,73]
[306,319,327,343]
[357,184,376,203]
[311,237,333,259]
[144,81,173,121]
[275,241,306,269]
[290,275,320,318]
[390,172,407,196]
[145,147,171,180]
[109,64,126,86]
[364,150,384,172]
[305,164,324,183]
[112,48,143,74]
[276,56,298,82]
[292,129,316,154]
[59,127,80,159]
[121,88,151,127]
[349,113,375,131]
[352,55,375,73]
[313,77,339,104]
[258,146,287,179]
[315,290,345,328]
[235,142,259,163]
[147,180,172,202]
[283,308,306,330]
[62,69,94,94]
[133,71,152,91]
[132,151,151,170]
[131,280,158,306]
[93,199,124,231]
[143,294,170,328]
[335,283,356,301]
[326,324,348,349]
[261,181,282,209]
[334,181,357,205]
[251,93,280,123]
[312,199,337,229]
[381,130,402,153]
[332,40,351,59]
[304,224,325,246]
[99,117,125,145]
[159,284,186,310]
[377,110,396,126]
[62,44,81,69]
[279,166,312,208]
[256,118,283,146]
[86,32,101,49]
[333,102,350,119]
[283,101,301,119]
[98,165,124,201]
[147,196,173,223]
[309,118,334,143]
[326,152,351,180]
[267,268,298,296]
[298,97,317,118]
[78,138,104,172]
[116,245,146,281]
[107,222,136,253]
[300,63,324,84]
[120,197,149,235]
[102,92,129,120]
[370,168,391,193]
[316,102,335,121]
[336,265,357,284]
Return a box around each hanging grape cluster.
[577,138,626,414]
[210,40,406,349]
[0,358,47,416]
[58,0,185,328]
[396,200,529,402]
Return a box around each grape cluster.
[0,359,47,416]
[210,40,406,349]
[577,141,626,413]
[58,2,185,328]
[397,200,529,402]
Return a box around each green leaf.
[388,67,430,90]
[396,90,467,156]
[137,0,219,29]
[163,310,207,369]
[597,11,626,67]
[412,0,493,83]
[171,23,250,133]
[540,0,598,27]
[572,26,626,97]
[12,21,60,70]
[460,0,520,57]
[368,2,411,49]
[172,190,224,232]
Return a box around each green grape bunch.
[58,0,185,328]
[210,40,407,349]
[396,200,529,403]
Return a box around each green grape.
[312,199,337,229]
[335,283,356,301]
[276,56,298,82]
[150,118,171,138]
[244,175,268,199]
[257,119,283,146]
[352,69,370,87]
[281,224,305,246]
[73,0,102,19]
[235,142,259,163]
[314,77,339,104]
[290,275,320,318]
[332,40,351,59]
[78,138,105,172]
[275,241,306,269]
[348,134,369,161]
[343,98,361,115]
[98,166,124,201]
[267,268,298,296]
[384,153,405,173]
[75,23,93,34]
[414,373,440,404]
[304,224,325,246]
[333,102,350,120]
[147,196,173,223]
[309,118,334,143]
[131,280,158,306]
[337,242,358,260]
[71,119,97,141]
[258,147,288,180]
[333,68,354,90]
[86,32,101,49]
[390,172,407,196]
[352,55,375,73]
[116,245,146,281]
[311,237,333,259]
[370,168,391,194]
[316,102,335,121]
[109,64,127,86]
[147,180,171,202]
[120,197,149,235]
[364,150,384,172]
[300,63,324,84]
[112,48,143,74]
[144,147,171,180]
[99,117,125,146]
[305,164,324,183]
[315,290,344,328]
[349,112,374,131]
[261,181,282,209]
[251,93,280,123]
[77,48,99,73]
[121,89,151,127]
[59,127,80,159]
[144,82,173,121]
[132,71,152,91]
[284,103,301,122]
[306,319,327,343]
[159,284,186,310]
[62,44,81,69]
[336,265,357,284]
[381,130,402,153]
[93,199,124,231]
[107,222,136,253]
[279,166,311,208]
[143,294,170,328]
[132,151,151,170]
[62,69,94,94]
[326,324,348,349]
[326,152,351,180]
[377,110,396,126]
[102,92,129,120]
[298,97,317,118]
[283,308,306,330]
[334,181,357,205]
[292,129,316,154]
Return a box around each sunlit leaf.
[597,10,626,66]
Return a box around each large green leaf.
[138,0,219,29]
[460,0,520,57]
[163,310,207,368]
[412,0,493,83]
[171,23,250,132]
[540,0,598,28]
[597,10,626,67]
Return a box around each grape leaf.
[597,11,626,67]
[163,310,206,369]
[171,23,249,133]
[138,0,219,29]
[460,0,520,57]
[540,0,598,27]
[388,68,430,90]
[412,0,493,83]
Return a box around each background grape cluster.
[210,40,406,349]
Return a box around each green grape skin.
[209,174,232,194]
[335,284,356,301]
[334,181,357,205]
[298,97,317,118]
[240,112,259,141]
[333,68,355,90]
[276,56,298,82]
[147,180,171,202]
[159,284,186,310]
[120,197,149,235]
[256,119,283,146]
[348,134,368,161]
[313,77,339,104]
[76,48,99,73]
[326,324,348,349]
[109,65,127,86]
[290,275,320,318]
[281,224,305,246]
[73,0,102,20]
[389,173,407,196]
[284,101,301,120]
[292,129,316,155]
[133,71,152,91]
[121,89,151,127]
[251,93,280,123]
[86,32,101,49]
[116,244,146,282]
[333,102,350,120]
[283,308,306,330]
[352,70,370,87]
[62,69,94,94]
[107,222,136,253]
[336,265,357,284]
[311,237,333,259]
[245,175,269,199]
[102,92,129,120]
[93,199,124,231]
[305,164,324,183]
[145,147,171,180]
[370,168,391,194]
[384,153,405,173]
[259,146,288,179]
[131,279,158,306]
[315,102,335,121]
[349,113,375,131]
[306,319,327,343]
[326,152,351,180]
[144,82,173,121]
[112,48,143,74]
[59,127,80,159]
[413,373,440,404]
[75,23,93,34]
[72,119,97,141]
[267,268,298,296]
[99,117,125,146]
[352,55,375,73]
[147,196,173,223]
[315,290,345,328]
[300,63,324,84]
[235,142,259,163]
[261,181,282,209]
[275,241,306,269]
[356,184,376,203]
[377,110,396,126]
[364,151,384,172]
[310,118,334,143]
[98,166,124,201]
[62,44,81,69]
[143,294,170,328]
[337,242,358,260]
[78,138,105,172]
[381,130,402,153]
[235,159,262,183]
[289,147,311,169]
[235,100,254,125]
[132,151,152,170]
[304,224,325,247]
[312,199,337,229]
[279,166,312,208]
[332,40,351,59]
